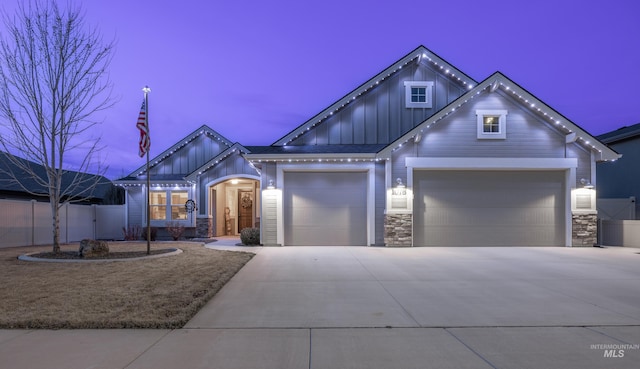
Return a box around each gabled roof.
[377,72,621,162]
[184,142,253,181]
[273,45,477,146]
[244,144,386,163]
[597,122,640,144]
[127,125,234,177]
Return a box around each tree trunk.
[51,202,61,254]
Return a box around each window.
[476,110,508,139]
[150,191,167,220]
[483,116,501,133]
[171,191,188,220]
[150,190,189,221]
[404,81,434,108]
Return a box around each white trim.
[476,109,507,139]
[404,81,434,108]
[406,157,578,170]
[566,168,574,247]
[276,163,376,246]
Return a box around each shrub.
[122,225,141,241]
[240,227,260,246]
[165,222,185,241]
[141,227,157,241]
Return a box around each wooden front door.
[238,190,253,232]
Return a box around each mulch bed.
[29,249,175,260]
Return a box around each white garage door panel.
[415,171,565,246]
[284,172,367,246]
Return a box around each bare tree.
[0,0,113,252]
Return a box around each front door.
[238,190,253,232]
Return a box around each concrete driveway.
[2,245,639,368]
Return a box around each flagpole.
[143,86,151,255]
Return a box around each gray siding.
[391,144,414,186]
[598,138,640,198]
[126,187,143,227]
[415,92,567,159]
[566,144,591,187]
[261,189,278,245]
[197,154,259,186]
[149,134,231,177]
[289,62,467,146]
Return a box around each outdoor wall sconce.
[396,178,405,188]
[580,178,594,189]
[267,180,275,189]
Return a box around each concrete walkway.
[1,245,639,368]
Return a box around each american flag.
[136,99,150,157]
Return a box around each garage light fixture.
[580,178,594,189]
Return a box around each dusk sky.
[1,0,639,179]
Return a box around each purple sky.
[2,0,640,179]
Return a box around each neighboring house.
[597,123,639,218]
[0,151,121,204]
[116,45,619,246]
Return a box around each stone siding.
[196,216,213,238]
[384,213,412,247]
[572,213,597,247]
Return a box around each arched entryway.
[209,177,260,236]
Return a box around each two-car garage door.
[414,171,565,246]
[284,171,367,246]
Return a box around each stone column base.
[572,212,597,247]
[196,216,213,238]
[384,213,412,247]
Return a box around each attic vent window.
[476,109,508,139]
[404,81,434,108]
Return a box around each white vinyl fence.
[599,220,640,248]
[597,197,639,247]
[0,199,125,248]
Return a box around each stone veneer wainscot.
[384,214,412,247]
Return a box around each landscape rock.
[78,239,109,258]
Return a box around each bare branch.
[0,0,115,252]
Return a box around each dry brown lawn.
[0,241,254,329]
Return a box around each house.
[596,123,639,218]
[0,151,121,205]
[116,45,619,246]
[115,126,260,239]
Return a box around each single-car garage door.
[284,171,367,246]
[414,171,565,246]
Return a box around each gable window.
[404,81,434,108]
[476,110,508,139]
[150,190,189,221]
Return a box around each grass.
[0,241,254,329]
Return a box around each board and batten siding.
[126,187,144,227]
[149,134,231,177]
[289,62,467,146]
[196,154,259,186]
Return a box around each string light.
[280,47,476,145]
[135,125,232,175]
[381,75,615,160]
